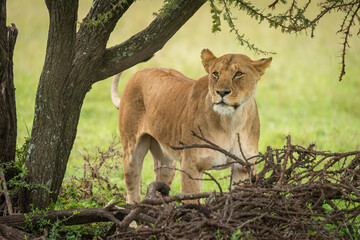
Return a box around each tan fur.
[112,49,272,204]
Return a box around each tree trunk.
[20,0,81,212]
[21,0,206,211]
[0,0,18,181]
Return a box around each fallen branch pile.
[108,136,360,239]
[0,135,359,239]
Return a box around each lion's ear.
[201,49,217,73]
[252,57,272,76]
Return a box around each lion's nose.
[216,90,231,97]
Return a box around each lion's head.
[201,49,272,115]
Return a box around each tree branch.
[0,191,217,228]
[0,224,33,240]
[76,0,135,53]
[96,0,207,81]
[171,128,252,170]
[0,207,129,227]
[338,2,360,81]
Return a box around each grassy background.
[7,1,360,195]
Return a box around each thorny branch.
[156,166,224,196]
[338,2,360,81]
[171,126,252,171]
[278,135,291,185]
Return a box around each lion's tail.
[111,73,121,109]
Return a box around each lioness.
[111,49,272,204]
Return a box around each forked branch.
[171,127,252,171]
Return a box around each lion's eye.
[234,71,243,78]
[212,71,219,79]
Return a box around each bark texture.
[0,0,18,180]
[22,0,206,211]
[0,224,33,240]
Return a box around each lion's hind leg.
[123,134,151,204]
[150,138,176,187]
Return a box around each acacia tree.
[19,0,207,211]
[0,1,18,181]
[0,0,358,212]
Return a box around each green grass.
[8,0,360,195]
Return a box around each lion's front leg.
[231,160,257,188]
[180,158,203,203]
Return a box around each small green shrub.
[56,139,125,210]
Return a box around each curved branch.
[97,0,207,81]
[339,2,360,81]
[76,0,135,51]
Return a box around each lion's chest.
[190,134,254,171]
[209,152,237,170]
[157,134,242,167]
[208,143,243,170]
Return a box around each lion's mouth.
[214,101,239,109]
